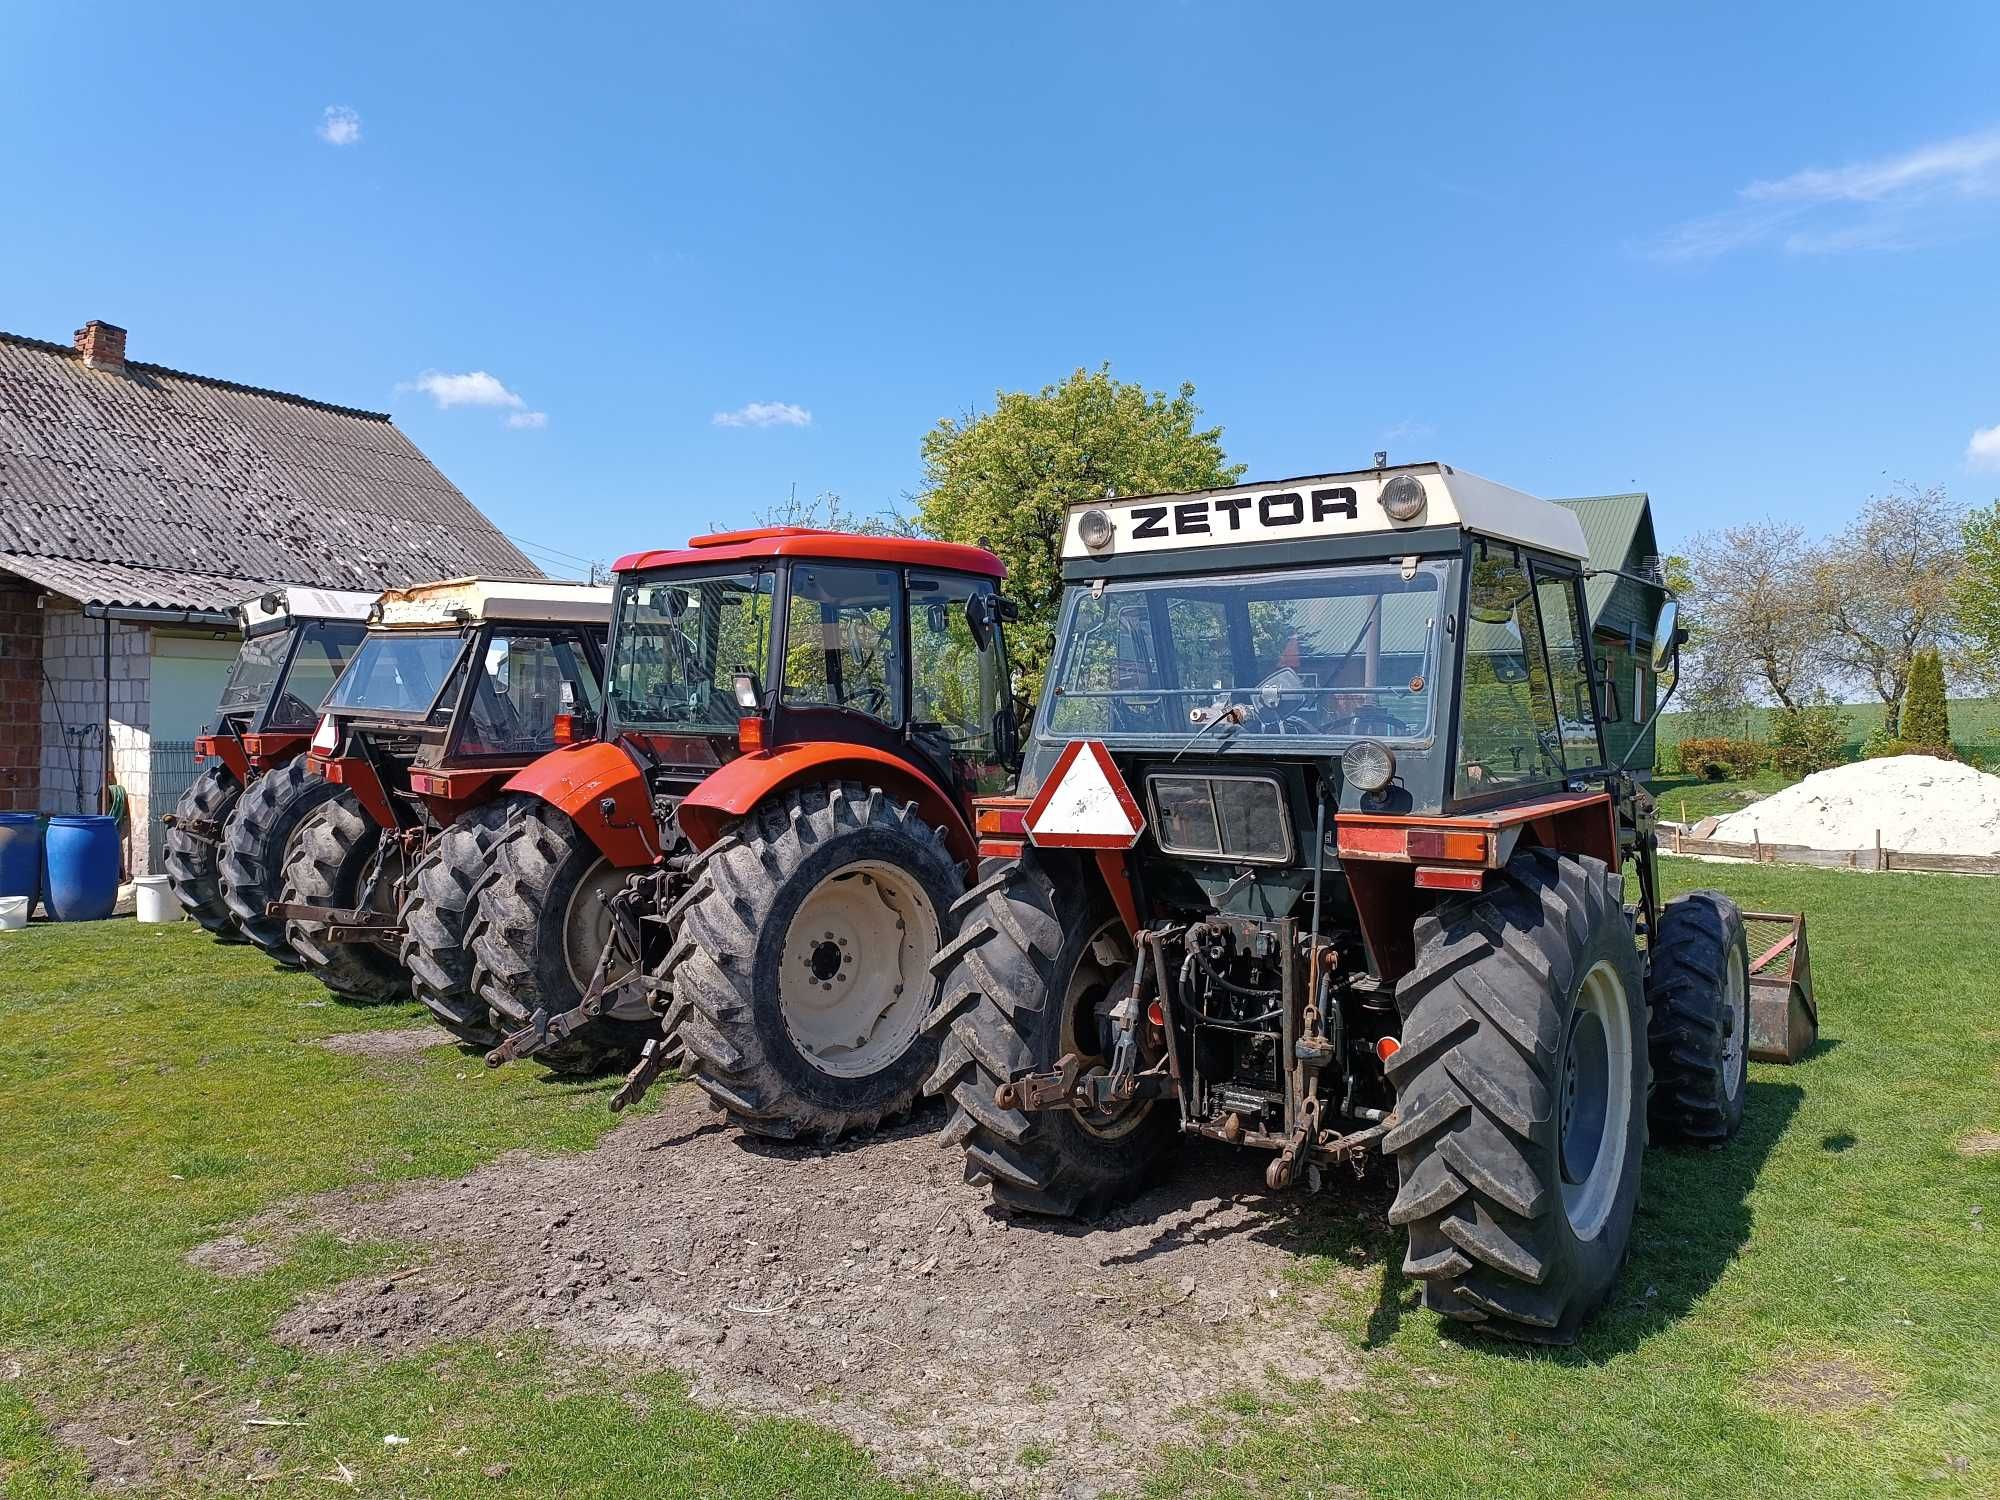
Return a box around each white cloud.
[1379,418,1437,446]
[713,400,812,429]
[318,105,362,147]
[1650,126,2000,261]
[1968,423,2000,472]
[400,370,546,430]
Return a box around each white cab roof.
[1061,463,1589,565]
[373,577,614,628]
[237,586,379,634]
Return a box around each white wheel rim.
[563,859,634,992]
[1558,959,1635,1241]
[1722,943,1748,1102]
[777,859,939,1079]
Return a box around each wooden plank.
[1668,837,2000,875]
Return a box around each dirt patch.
[186,1233,277,1278]
[51,1417,155,1490]
[1747,1353,1891,1415]
[265,1086,1378,1497]
[1956,1129,2000,1158]
[318,1026,456,1058]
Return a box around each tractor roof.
[236,585,379,635]
[371,577,613,629]
[613,526,1005,580]
[1061,462,1588,568]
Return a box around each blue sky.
[5,3,1998,579]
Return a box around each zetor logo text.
[1129,485,1359,540]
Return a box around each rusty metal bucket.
[1742,911,1818,1064]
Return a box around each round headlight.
[1380,475,1427,523]
[1341,738,1396,792]
[1077,508,1115,550]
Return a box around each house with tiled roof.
[1554,493,1664,771]
[0,318,541,872]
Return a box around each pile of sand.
[1712,755,2000,855]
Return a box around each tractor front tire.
[668,782,959,1141]
[1387,849,1647,1345]
[164,764,243,937]
[1646,890,1750,1146]
[400,803,514,1045]
[470,800,650,1074]
[924,849,1174,1216]
[219,758,343,964]
[279,796,410,1003]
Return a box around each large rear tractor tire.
[400,802,515,1045]
[278,795,411,1003]
[219,758,343,965]
[163,764,243,938]
[667,782,959,1141]
[1646,889,1750,1147]
[469,800,650,1074]
[1386,849,1647,1345]
[925,850,1175,1216]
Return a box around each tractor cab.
[196,587,376,780]
[928,463,1810,1346]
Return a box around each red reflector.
[976,838,1026,861]
[976,804,1030,836]
[1147,998,1165,1028]
[1376,1036,1402,1063]
[1337,824,1408,859]
[1414,865,1488,892]
[738,716,765,753]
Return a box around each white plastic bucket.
[0,895,27,930]
[134,875,181,923]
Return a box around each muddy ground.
[233,1085,1398,1498]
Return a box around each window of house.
[782,564,900,725]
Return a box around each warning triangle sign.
[1024,740,1146,849]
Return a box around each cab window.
[909,571,1011,791]
[1533,567,1604,770]
[1454,547,1564,799]
[781,564,900,725]
[458,629,602,756]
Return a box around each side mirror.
[1651,600,1683,672]
[966,593,997,650]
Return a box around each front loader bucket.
[1742,911,1818,1064]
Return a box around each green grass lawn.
[1648,769,1795,825]
[3,863,1996,1499]
[1657,696,2000,767]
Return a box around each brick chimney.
[75,320,127,374]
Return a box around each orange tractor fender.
[500,738,660,867]
[676,742,977,868]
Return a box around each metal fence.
[148,739,199,872]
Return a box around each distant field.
[1657,696,2000,766]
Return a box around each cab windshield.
[220,620,368,729]
[1041,561,1447,746]
[325,631,466,716]
[607,569,775,733]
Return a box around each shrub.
[1900,648,1952,753]
[1677,737,1768,781]
[1769,702,1848,778]
[1865,736,1957,762]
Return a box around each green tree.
[1898,645,1951,752]
[912,366,1243,690]
[1955,502,2000,689]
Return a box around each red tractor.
[471,527,1019,1139]
[260,579,611,1042]
[165,587,374,941]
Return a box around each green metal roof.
[1554,493,1659,640]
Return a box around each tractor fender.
[676,742,976,868]
[499,739,658,867]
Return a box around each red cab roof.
[613,526,1005,578]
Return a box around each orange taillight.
[737,716,765,753]
[552,712,576,746]
[1406,828,1492,864]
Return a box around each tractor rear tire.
[164,764,243,938]
[1386,849,1647,1345]
[1645,890,1750,1146]
[469,800,650,1074]
[924,849,1174,1216]
[668,782,959,1141]
[219,758,343,964]
[279,795,410,1003]
[400,802,514,1045]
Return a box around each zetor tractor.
[927,463,1814,1344]
[472,526,1018,1138]
[264,578,611,1029]
[166,587,374,938]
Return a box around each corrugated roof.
[1554,493,1659,637]
[0,329,543,611]
[0,553,256,614]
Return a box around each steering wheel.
[850,684,890,718]
[1330,709,1404,738]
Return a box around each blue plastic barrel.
[0,812,42,918]
[42,815,120,922]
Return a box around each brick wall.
[0,586,44,813]
[38,608,155,873]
